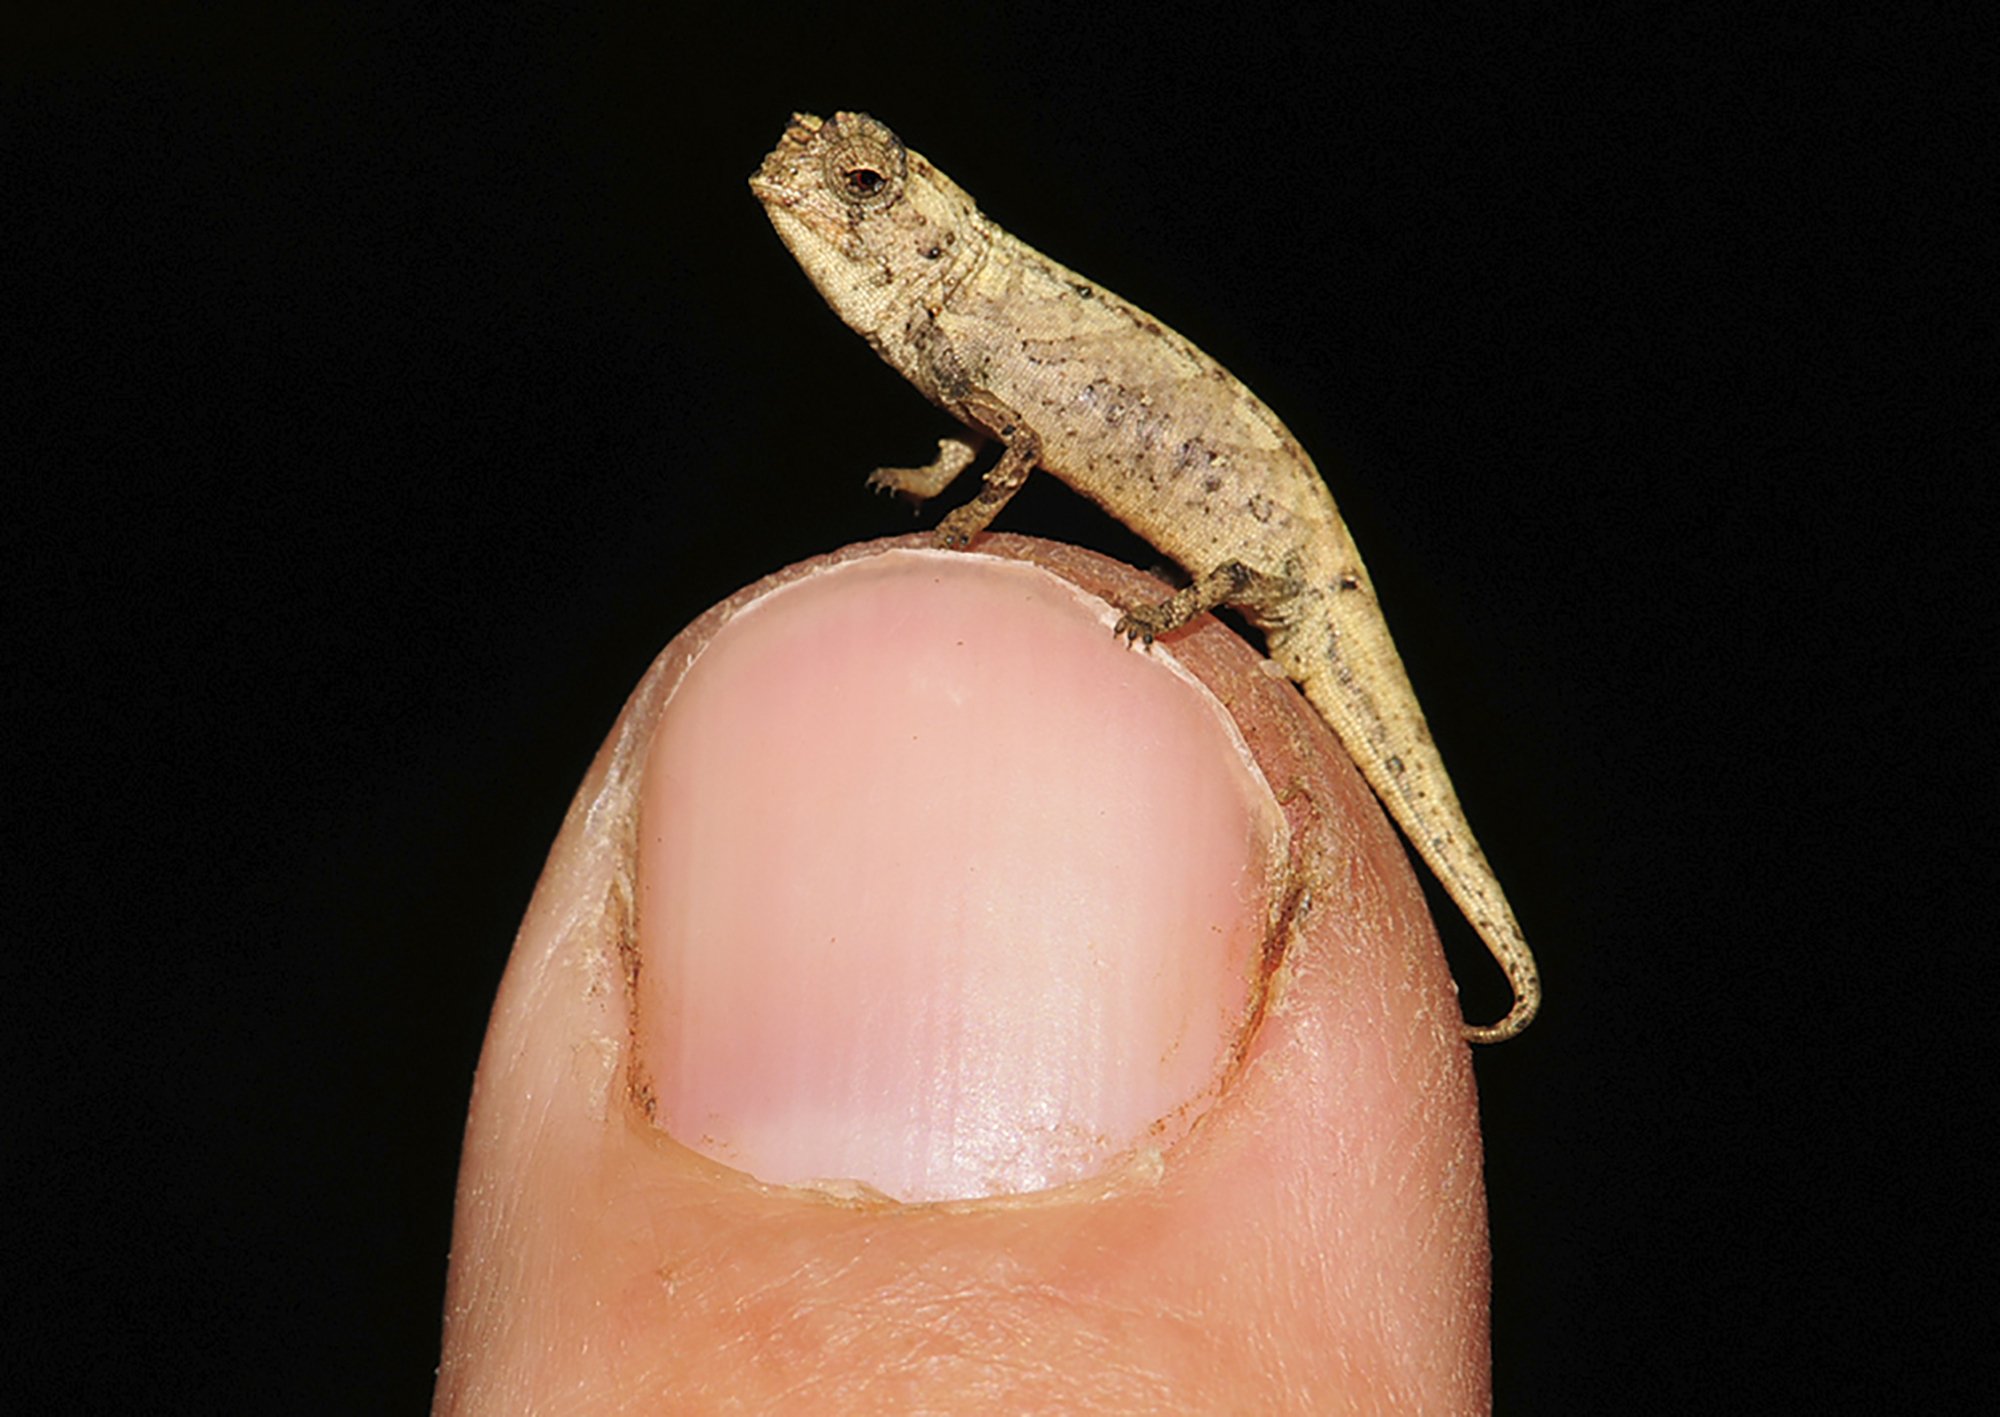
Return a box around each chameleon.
[750,112,1539,1043]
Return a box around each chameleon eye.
[843,164,888,198]
[821,114,907,210]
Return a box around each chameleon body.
[751,112,1539,1042]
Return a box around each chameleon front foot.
[866,436,978,506]
[932,502,990,549]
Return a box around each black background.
[11,4,1987,1409]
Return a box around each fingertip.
[439,535,1491,1411]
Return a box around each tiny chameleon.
[751,112,1540,1043]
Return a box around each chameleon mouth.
[752,191,817,245]
[746,115,822,207]
[749,175,852,254]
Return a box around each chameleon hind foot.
[1115,561,1294,643]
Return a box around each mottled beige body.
[751,112,1537,1041]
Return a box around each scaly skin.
[751,111,1538,1042]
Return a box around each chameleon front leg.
[932,391,1043,549]
[866,437,979,505]
[1115,560,1300,644]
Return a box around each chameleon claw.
[932,505,988,549]
[864,471,926,512]
[1112,612,1159,646]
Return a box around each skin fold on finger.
[435,535,1490,1415]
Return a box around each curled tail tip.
[1461,992,1539,1045]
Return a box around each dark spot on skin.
[1245,495,1277,524]
[922,245,942,260]
[1140,319,1162,335]
[1387,756,1405,775]
[1337,574,1361,592]
[1072,283,1094,298]
[1172,439,1219,482]
[1080,378,1130,424]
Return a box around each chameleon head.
[749,112,981,341]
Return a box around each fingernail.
[635,549,1284,1202]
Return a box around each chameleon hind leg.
[1115,561,1299,644]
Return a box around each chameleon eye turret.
[819,112,906,208]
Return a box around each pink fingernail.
[635,550,1282,1202]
